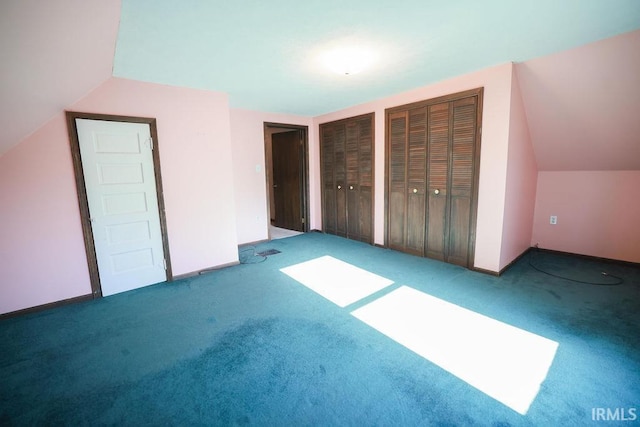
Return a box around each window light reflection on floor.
[352,286,559,415]
[280,256,558,415]
[280,255,394,307]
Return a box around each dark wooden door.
[388,107,428,256]
[386,88,482,268]
[356,115,374,242]
[320,113,374,243]
[346,121,360,238]
[426,102,450,261]
[447,96,478,266]
[388,111,407,250]
[272,131,303,231]
[321,125,337,234]
[406,107,428,255]
[334,124,347,236]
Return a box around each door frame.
[263,122,310,235]
[66,111,173,298]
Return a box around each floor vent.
[256,249,281,257]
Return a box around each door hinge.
[301,218,306,224]
[479,127,482,136]
[163,258,167,270]
[148,137,154,150]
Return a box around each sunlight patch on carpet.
[280,256,394,307]
[351,286,559,415]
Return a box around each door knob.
[413,188,418,194]
[337,185,342,190]
[349,185,354,190]
[434,189,440,195]
[273,184,278,188]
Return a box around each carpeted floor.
[1,232,639,425]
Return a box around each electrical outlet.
[550,215,557,225]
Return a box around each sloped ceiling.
[1,0,639,171]
[0,0,121,155]
[517,30,640,171]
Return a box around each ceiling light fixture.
[321,45,376,76]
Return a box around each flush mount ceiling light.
[320,45,377,76]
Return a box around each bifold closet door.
[388,111,407,250]
[385,88,482,268]
[346,116,374,241]
[321,124,338,235]
[447,96,478,266]
[333,124,347,236]
[387,108,428,256]
[425,102,449,261]
[321,113,374,243]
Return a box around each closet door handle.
[349,185,354,190]
[337,185,342,190]
[434,189,440,195]
[413,188,418,194]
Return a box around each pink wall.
[517,29,640,171]
[499,66,538,270]
[522,31,640,264]
[72,78,239,275]
[313,63,514,272]
[229,109,314,244]
[0,115,91,313]
[0,77,239,314]
[532,171,640,263]
[0,0,121,154]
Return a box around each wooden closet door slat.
[406,107,427,255]
[448,96,478,266]
[388,111,407,250]
[358,116,373,242]
[426,102,450,261]
[321,125,336,234]
[334,123,347,236]
[346,121,359,239]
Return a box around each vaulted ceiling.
[517,30,640,171]
[1,0,639,170]
[0,0,121,156]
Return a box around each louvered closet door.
[447,96,478,266]
[385,88,482,269]
[346,121,360,238]
[320,113,374,243]
[388,107,428,255]
[406,107,428,255]
[321,125,337,234]
[334,123,347,236]
[388,111,407,250]
[426,102,450,261]
[357,115,373,242]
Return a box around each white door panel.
[76,119,166,296]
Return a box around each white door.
[76,118,167,296]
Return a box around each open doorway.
[264,122,309,239]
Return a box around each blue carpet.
[1,233,639,425]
